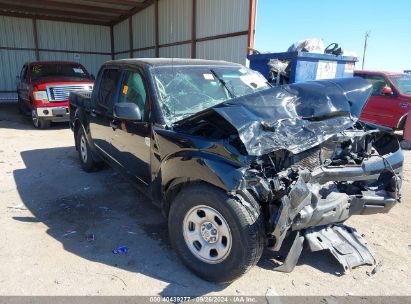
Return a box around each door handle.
[110,119,120,130]
[400,103,409,108]
[90,109,97,117]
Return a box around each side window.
[98,68,121,109]
[118,70,147,119]
[363,75,392,96]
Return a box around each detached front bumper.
[36,106,69,122]
[271,148,403,251]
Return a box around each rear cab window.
[97,68,122,111]
[389,74,411,96]
[356,74,393,96]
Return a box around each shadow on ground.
[9,101,350,296]
[13,146,225,296]
[14,146,347,296]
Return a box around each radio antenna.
[362,31,371,70]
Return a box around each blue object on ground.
[112,246,128,254]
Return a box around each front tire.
[76,127,101,172]
[31,109,50,129]
[168,184,265,283]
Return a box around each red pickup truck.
[354,70,411,129]
[17,61,94,128]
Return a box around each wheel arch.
[73,118,82,150]
[158,153,245,216]
[397,113,408,130]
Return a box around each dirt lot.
[0,103,410,297]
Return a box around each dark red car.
[17,61,94,129]
[354,70,411,129]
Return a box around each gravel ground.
[0,104,410,297]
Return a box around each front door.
[360,74,398,128]
[109,69,151,187]
[89,68,122,157]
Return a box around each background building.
[0,0,257,101]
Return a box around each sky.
[254,0,411,72]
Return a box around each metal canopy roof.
[0,0,153,26]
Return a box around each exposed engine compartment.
[240,125,402,251]
[174,77,404,272]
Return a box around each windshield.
[30,64,89,80]
[390,74,411,95]
[151,65,270,123]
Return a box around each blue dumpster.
[247,51,358,84]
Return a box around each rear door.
[109,68,152,187]
[359,74,399,128]
[89,67,122,157]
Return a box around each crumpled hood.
[178,77,372,156]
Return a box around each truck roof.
[354,70,404,77]
[105,58,242,68]
[27,61,87,66]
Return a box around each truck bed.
[69,90,93,128]
[69,90,92,108]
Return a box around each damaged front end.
[242,126,402,271]
[176,77,404,272]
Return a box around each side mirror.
[90,74,95,81]
[381,86,393,95]
[16,75,20,80]
[114,102,141,121]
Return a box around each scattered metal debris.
[95,272,127,288]
[366,261,383,276]
[7,204,27,211]
[122,225,136,235]
[63,229,77,237]
[86,233,95,241]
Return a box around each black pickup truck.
[70,58,403,283]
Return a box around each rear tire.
[400,139,411,150]
[76,127,102,172]
[31,109,50,129]
[17,97,28,115]
[168,183,265,283]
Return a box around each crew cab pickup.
[70,59,403,283]
[17,61,94,128]
[355,70,411,129]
